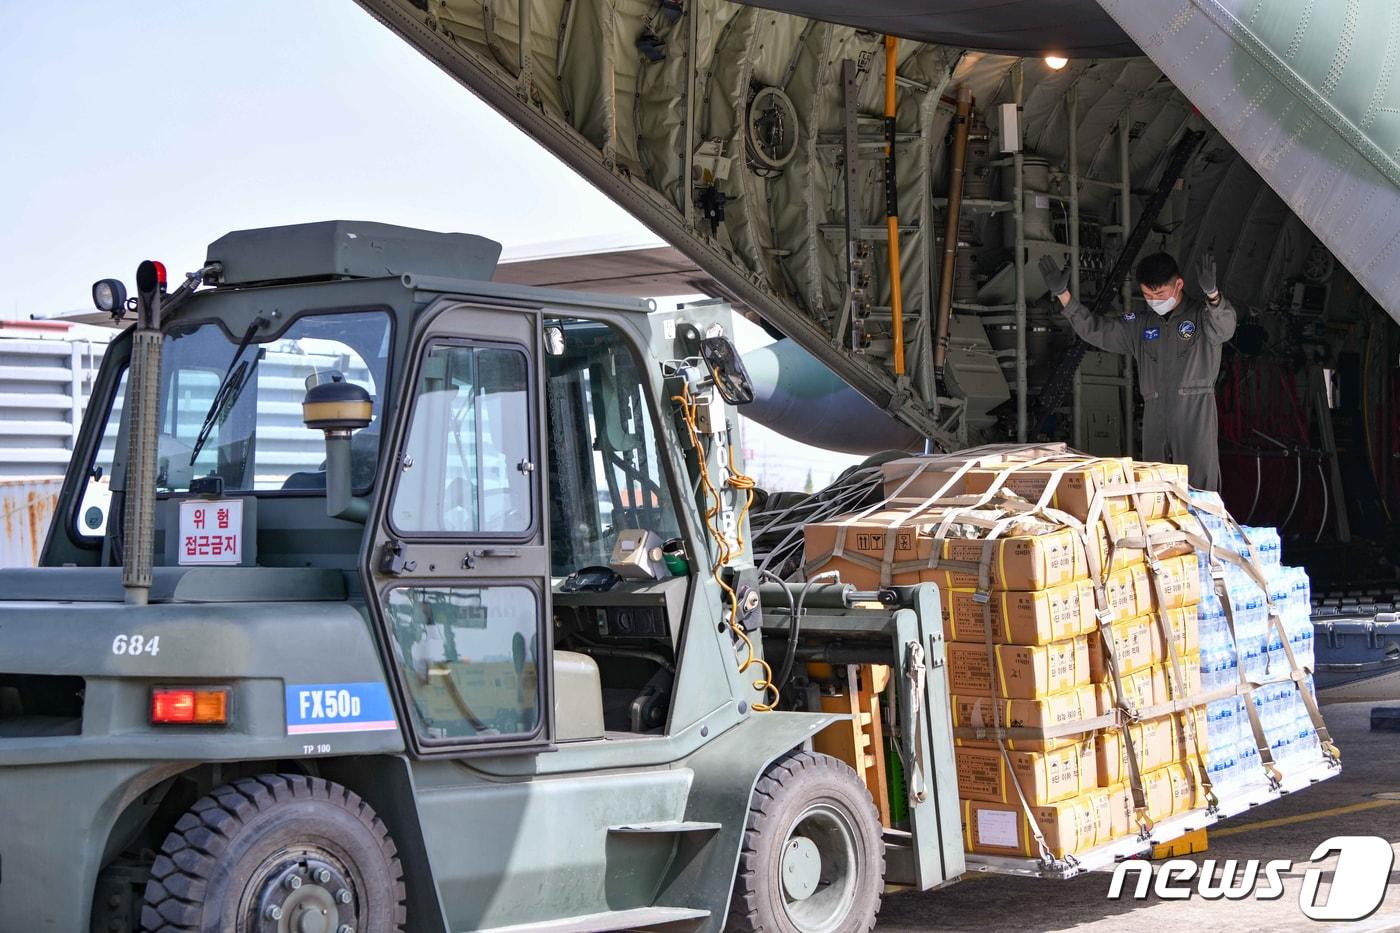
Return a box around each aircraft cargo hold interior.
[358,0,1400,596]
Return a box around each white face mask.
[1147,294,1180,316]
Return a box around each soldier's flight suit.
[1060,295,1236,491]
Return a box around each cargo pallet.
[964,758,1339,879]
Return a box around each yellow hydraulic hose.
[884,35,905,376]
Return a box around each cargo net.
[793,443,1340,868]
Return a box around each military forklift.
[0,221,960,932]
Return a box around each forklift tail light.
[151,687,229,725]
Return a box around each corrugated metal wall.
[0,477,63,568]
[0,335,106,478]
[0,329,108,566]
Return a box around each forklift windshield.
[81,309,391,515]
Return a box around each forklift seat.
[553,650,605,741]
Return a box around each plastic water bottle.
[1235,735,1262,785]
[1286,568,1316,671]
[1243,526,1282,567]
[1265,627,1288,675]
[1206,697,1238,748]
[1206,742,1239,789]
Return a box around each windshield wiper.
[188,316,267,466]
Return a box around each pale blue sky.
[0,0,649,317]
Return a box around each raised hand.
[1038,255,1071,297]
[1196,252,1219,299]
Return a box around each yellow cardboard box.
[1147,554,1201,611]
[955,739,1097,805]
[961,784,1126,858]
[1088,615,1159,682]
[1097,665,1168,713]
[802,508,1089,592]
[1091,509,1150,575]
[1096,661,1202,715]
[953,685,1102,754]
[1152,607,1200,660]
[962,458,1134,522]
[1160,656,1203,703]
[954,684,1100,732]
[1088,609,1200,682]
[1095,716,1180,785]
[947,637,1093,699]
[1143,513,1204,559]
[1132,462,1190,519]
[941,578,1098,645]
[1103,563,1153,621]
[1141,761,1204,821]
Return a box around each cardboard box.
[1090,509,1149,575]
[1161,655,1202,703]
[1103,563,1153,622]
[1097,665,1168,713]
[880,459,971,500]
[942,578,1098,645]
[879,446,1074,501]
[1088,609,1200,682]
[955,738,1097,805]
[953,684,1101,750]
[1143,513,1204,559]
[802,507,1088,591]
[961,784,1123,858]
[1152,607,1199,660]
[1141,762,1204,821]
[929,527,1087,592]
[1095,715,1180,785]
[1097,661,1202,714]
[1148,554,1201,611]
[962,458,1133,522]
[1106,782,1136,841]
[1088,615,1160,682]
[947,637,1092,699]
[1133,462,1190,519]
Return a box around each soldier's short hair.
[1135,253,1181,289]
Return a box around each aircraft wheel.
[140,774,405,933]
[728,751,884,933]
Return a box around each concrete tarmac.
[879,701,1400,932]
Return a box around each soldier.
[1039,252,1236,491]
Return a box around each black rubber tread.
[727,750,885,933]
[139,773,406,932]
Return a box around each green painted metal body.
[0,224,961,932]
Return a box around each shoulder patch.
[1178,320,1197,340]
[1123,310,1137,321]
[1144,326,1161,341]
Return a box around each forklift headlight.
[92,278,127,314]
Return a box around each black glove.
[1196,252,1219,300]
[1038,255,1071,297]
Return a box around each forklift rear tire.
[728,751,884,933]
[139,773,406,933]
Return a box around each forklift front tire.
[728,751,884,933]
[140,774,406,933]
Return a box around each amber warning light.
[150,687,230,725]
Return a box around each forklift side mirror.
[699,336,754,406]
